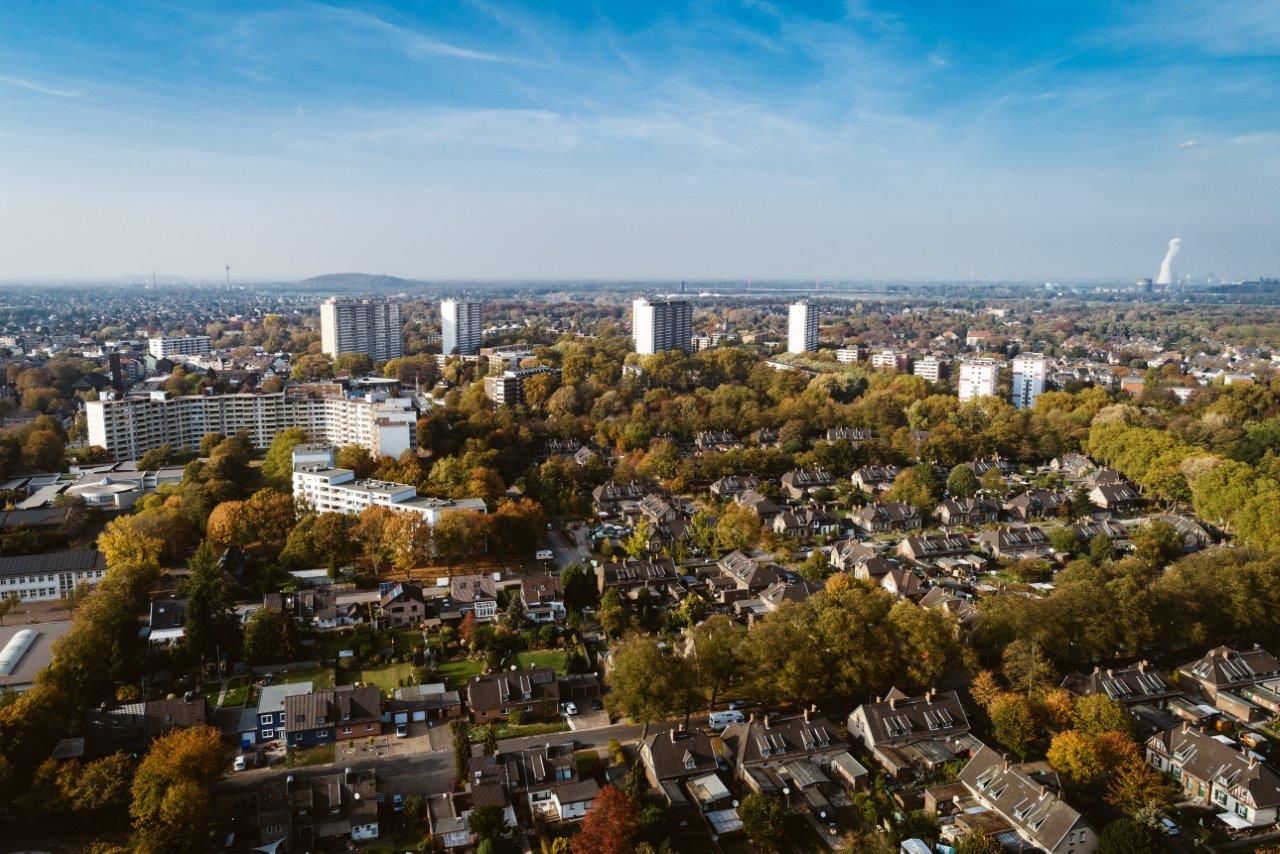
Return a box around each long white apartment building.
[958,359,1000,402]
[441,299,483,356]
[148,335,212,358]
[292,446,485,524]
[320,297,404,362]
[632,298,692,355]
[1011,354,1047,409]
[787,301,818,353]
[85,389,416,461]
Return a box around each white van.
[708,711,745,731]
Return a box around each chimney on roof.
[1138,660,1147,672]
[1106,669,1113,678]
[1182,722,1190,734]
[1092,665,1100,674]
[670,729,677,743]
[927,688,935,703]
[888,697,897,710]
[749,712,755,723]
[1003,756,1011,772]
[1249,755,1258,769]
[764,715,771,729]
[1039,784,1048,798]
[803,708,810,722]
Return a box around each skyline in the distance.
[2,0,1278,281]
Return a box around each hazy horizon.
[3,1,1278,281]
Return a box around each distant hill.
[297,272,426,291]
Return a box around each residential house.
[261,770,380,846]
[848,688,972,778]
[897,534,972,564]
[1089,483,1143,515]
[1154,513,1214,552]
[57,696,209,760]
[146,596,187,645]
[935,497,1000,527]
[734,489,780,519]
[780,469,836,500]
[1050,453,1095,479]
[772,506,840,540]
[520,574,565,623]
[1003,489,1069,522]
[390,683,463,723]
[977,526,1051,559]
[826,427,873,444]
[427,793,472,850]
[722,711,852,823]
[282,685,382,749]
[696,431,738,451]
[472,741,601,823]
[1178,646,1280,709]
[597,558,679,595]
[255,682,314,746]
[964,457,1013,479]
[918,587,979,633]
[717,550,784,595]
[1060,662,1182,708]
[750,428,780,447]
[1071,519,1130,547]
[640,727,721,807]
[709,475,760,498]
[957,743,1097,853]
[450,574,500,621]
[379,582,429,628]
[852,502,922,534]
[851,465,901,495]
[466,667,560,724]
[1146,724,1280,828]
[591,480,649,516]
[830,539,877,572]
[263,587,358,629]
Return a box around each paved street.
[545,525,591,568]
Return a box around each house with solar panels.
[847,687,973,778]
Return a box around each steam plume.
[1157,237,1181,285]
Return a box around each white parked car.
[233,754,248,771]
[395,723,408,738]
[561,702,578,716]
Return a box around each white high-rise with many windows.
[320,297,403,363]
[441,299,483,356]
[958,360,1000,402]
[148,335,211,358]
[788,301,818,353]
[1011,354,1047,409]
[632,298,692,355]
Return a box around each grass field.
[274,668,334,690]
[468,720,569,741]
[285,743,336,768]
[437,657,485,689]
[344,662,417,697]
[515,649,568,671]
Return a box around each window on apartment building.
[262,729,274,739]
[1214,790,1228,806]
[1236,804,1249,819]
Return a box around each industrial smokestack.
[1156,237,1181,285]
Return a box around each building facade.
[441,299,483,356]
[148,335,211,358]
[483,366,561,406]
[292,447,485,524]
[787,301,818,353]
[913,356,944,382]
[958,360,999,402]
[1011,354,1047,409]
[85,390,414,460]
[320,297,403,363]
[632,298,692,355]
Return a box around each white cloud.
[1178,138,1201,148]
[0,75,82,98]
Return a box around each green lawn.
[285,743,336,768]
[223,679,249,707]
[274,668,334,690]
[515,649,568,671]
[437,657,485,690]
[468,720,569,741]
[345,662,417,697]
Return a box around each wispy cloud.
[1178,138,1201,148]
[0,75,82,98]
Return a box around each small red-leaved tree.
[572,784,636,854]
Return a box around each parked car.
[727,699,751,711]
[395,723,408,738]
[233,755,248,772]
[1159,817,1179,836]
[561,701,578,716]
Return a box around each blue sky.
[1,0,1278,281]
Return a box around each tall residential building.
[913,355,944,382]
[440,299,483,356]
[958,360,1000,402]
[632,298,692,355]
[148,335,211,359]
[787,301,818,354]
[483,366,561,406]
[871,349,910,372]
[320,297,403,363]
[1011,354,1047,409]
[85,389,415,461]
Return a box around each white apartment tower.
[1011,354,1047,409]
[787,301,818,354]
[440,299,483,356]
[958,360,1000,402]
[148,335,212,359]
[632,298,693,355]
[913,355,943,382]
[320,297,403,363]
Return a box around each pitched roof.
[722,713,840,767]
[1148,725,1280,809]
[958,743,1089,852]
[0,549,106,579]
[466,667,559,712]
[642,727,718,780]
[1180,646,1280,689]
[854,689,970,747]
[283,685,381,732]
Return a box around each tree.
[500,595,526,632]
[130,726,223,854]
[739,792,786,852]
[947,464,979,499]
[205,500,249,548]
[597,588,630,638]
[1047,730,1106,787]
[1106,753,1174,819]
[1001,639,1056,694]
[433,510,490,560]
[798,548,831,581]
[450,718,471,784]
[259,427,311,491]
[560,564,597,613]
[290,353,333,382]
[1073,694,1133,737]
[383,511,433,571]
[137,444,173,471]
[573,784,636,854]
[623,519,651,559]
[606,633,693,737]
[468,804,509,843]
[1130,520,1182,566]
[334,352,373,376]
[242,608,299,665]
[886,465,940,514]
[988,693,1038,759]
[21,428,66,471]
[715,502,761,553]
[182,542,233,664]
[687,615,745,711]
[1097,818,1161,854]
[490,498,548,557]
[335,444,375,478]
[1089,533,1116,565]
[0,592,17,626]
[97,515,164,570]
[1048,526,1082,556]
[954,834,1003,854]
